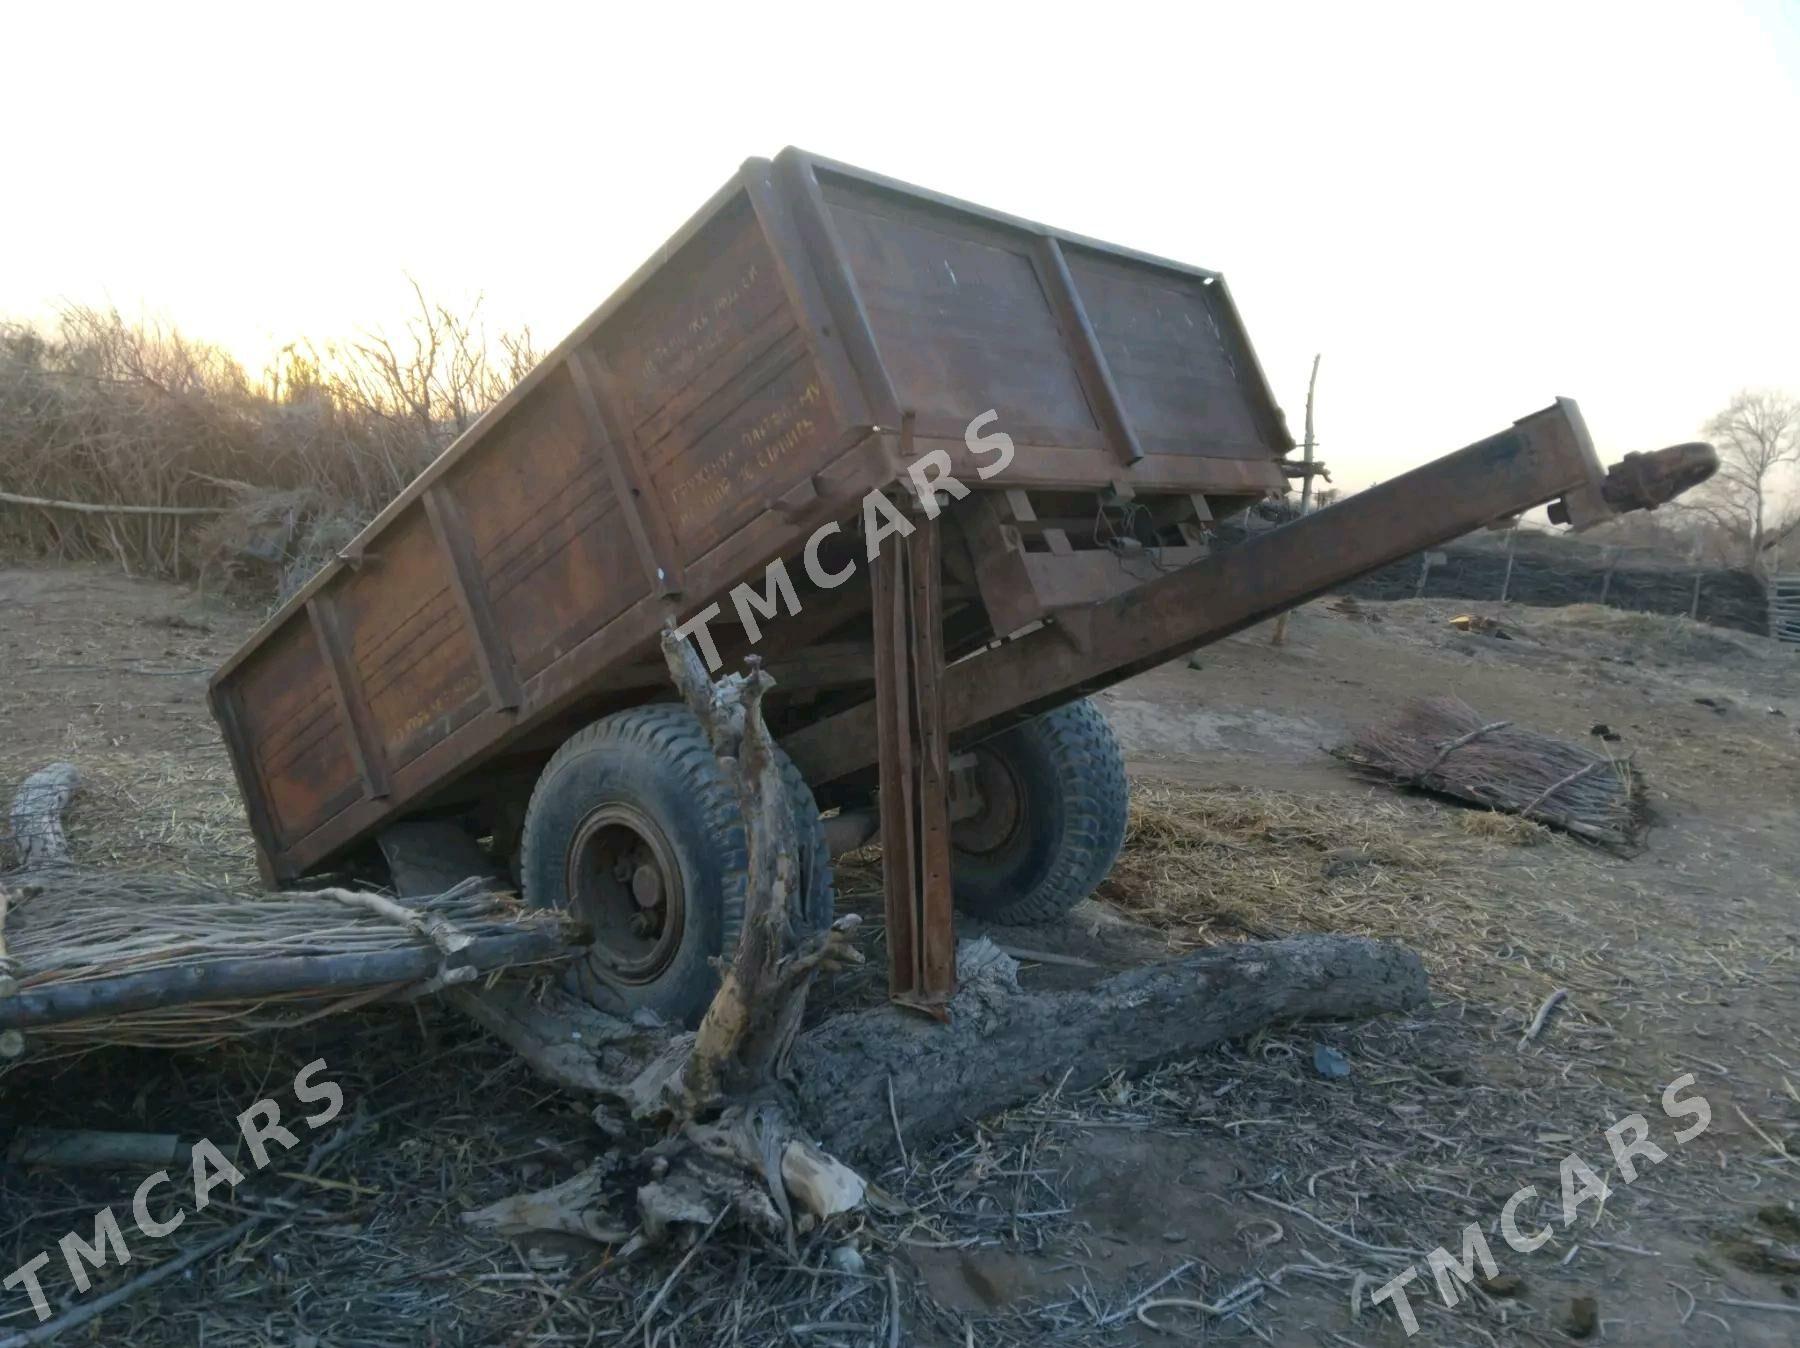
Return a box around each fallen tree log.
[793,933,1428,1166]
[7,763,79,870]
[465,933,1427,1163]
[456,638,872,1253]
[458,932,1429,1240]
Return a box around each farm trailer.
[208,149,1713,1022]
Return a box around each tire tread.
[955,698,1128,925]
[520,703,832,1018]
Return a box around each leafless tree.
[1685,390,1800,572]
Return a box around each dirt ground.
[1,563,1796,1346]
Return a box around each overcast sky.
[3,1,1795,490]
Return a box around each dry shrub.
[0,289,536,596]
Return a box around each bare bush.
[0,293,536,596]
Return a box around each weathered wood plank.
[423,484,523,712]
[306,592,391,799]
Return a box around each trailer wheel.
[520,705,834,1025]
[950,698,1128,925]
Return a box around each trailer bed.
[210,149,1294,883]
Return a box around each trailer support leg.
[871,509,956,1011]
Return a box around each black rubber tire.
[950,698,1128,925]
[520,704,834,1026]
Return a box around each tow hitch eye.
[1549,441,1719,525]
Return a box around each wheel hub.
[950,745,1024,856]
[566,803,684,983]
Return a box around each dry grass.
[1073,778,1799,1340]
[0,774,1790,1345]
[0,568,262,887]
[1538,602,1778,663]
[1101,775,1797,1100]
[0,297,536,597]
[1,565,1791,1342]
[1100,782,1511,995]
[0,1006,1152,1348]
[840,779,1601,1012]
[1457,808,1550,844]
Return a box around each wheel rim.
[565,803,685,984]
[951,745,1025,857]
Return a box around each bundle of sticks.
[1335,695,1647,849]
[0,868,585,1060]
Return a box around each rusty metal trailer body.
[211,148,1693,1014]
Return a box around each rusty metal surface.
[785,401,1636,786]
[872,506,956,1008]
[960,489,1210,637]
[212,149,1295,881]
[1546,440,1718,523]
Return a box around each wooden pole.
[1499,521,1519,603]
[0,928,578,1031]
[1271,353,1321,647]
[0,489,222,517]
[0,884,14,999]
[1298,353,1321,517]
[8,1130,188,1171]
[1414,550,1445,600]
[1689,539,1704,621]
